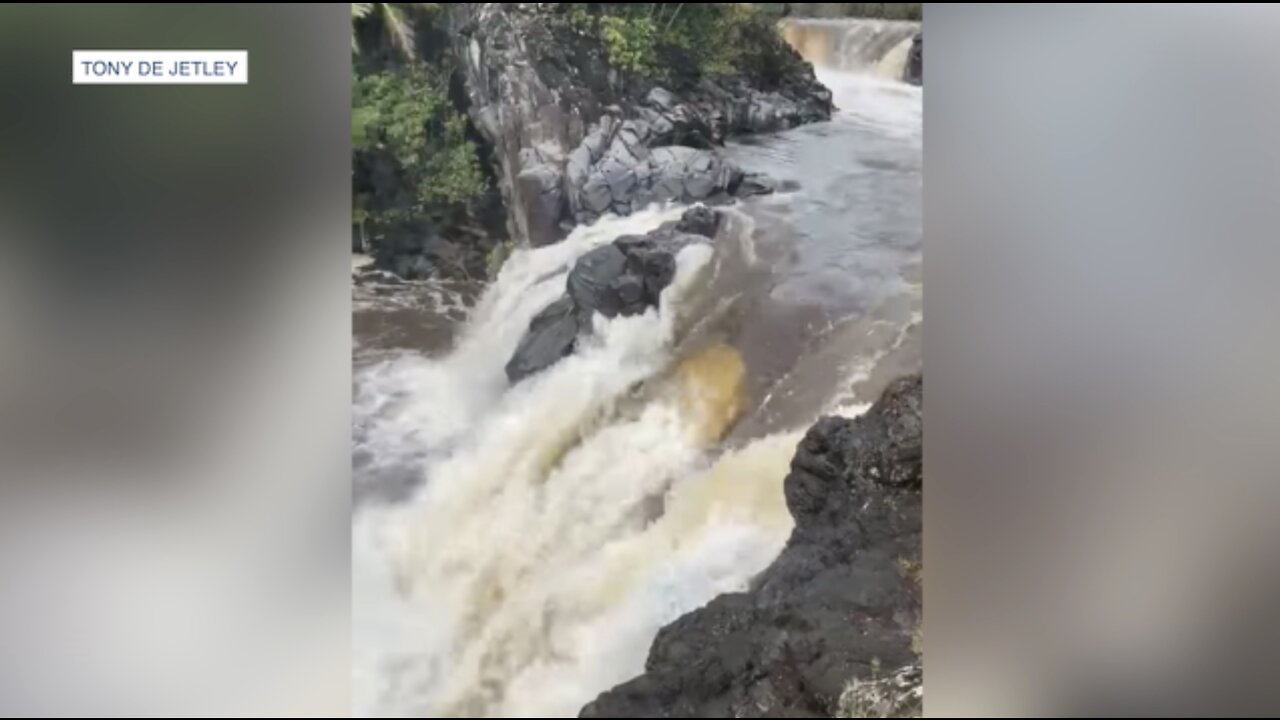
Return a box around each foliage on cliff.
[351,3,487,249]
[559,3,790,86]
[783,2,922,20]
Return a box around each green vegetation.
[351,3,442,57]
[896,555,922,584]
[783,3,922,20]
[352,64,485,224]
[844,3,922,20]
[561,3,781,83]
[485,239,518,281]
[351,3,487,249]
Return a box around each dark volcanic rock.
[581,375,923,718]
[451,3,832,247]
[505,207,720,384]
[903,32,923,86]
[567,245,631,319]
[504,296,579,385]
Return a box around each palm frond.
[381,4,417,58]
[352,3,372,54]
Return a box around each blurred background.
[928,3,1280,716]
[0,4,350,715]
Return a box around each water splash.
[353,208,803,717]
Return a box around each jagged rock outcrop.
[580,375,923,718]
[505,207,722,383]
[451,4,831,248]
[903,32,922,86]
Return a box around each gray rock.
[734,171,777,198]
[601,157,637,199]
[642,146,738,205]
[580,174,614,215]
[646,86,679,111]
[515,162,566,248]
[505,207,720,383]
[673,205,722,238]
[903,32,923,86]
[567,244,628,319]
[503,296,578,384]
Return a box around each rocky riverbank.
[450,4,832,250]
[581,375,923,718]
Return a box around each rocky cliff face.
[449,4,832,248]
[581,374,923,718]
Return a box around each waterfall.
[353,208,803,717]
[781,17,921,80]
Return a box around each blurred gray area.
[0,4,350,716]
[928,4,1280,716]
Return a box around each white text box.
[73,51,248,85]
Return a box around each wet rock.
[505,207,720,383]
[504,296,579,384]
[580,375,923,718]
[673,205,723,237]
[567,244,630,318]
[732,171,778,199]
[515,161,567,248]
[567,129,753,225]
[903,32,923,86]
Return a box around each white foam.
[353,209,800,717]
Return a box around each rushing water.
[352,18,921,718]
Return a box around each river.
[351,17,922,718]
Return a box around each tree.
[351,3,441,59]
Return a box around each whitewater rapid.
[352,17,921,718]
[353,207,803,717]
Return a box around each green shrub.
[352,62,486,232]
[560,3,778,82]
[600,14,658,75]
[351,2,487,248]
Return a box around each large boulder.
[580,375,923,718]
[503,296,580,385]
[505,207,721,383]
[450,4,831,247]
[903,32,923,86]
